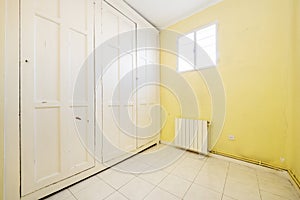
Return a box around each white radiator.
[174,118,208,155]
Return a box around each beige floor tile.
[158,174,192,198]
[224,178,261,200]
[68,176,100,194]
[260,191,294,200]
[257,170,291,186]
[138,170,168,185]
[119,177,155,200]
[59,196,76,200]
[104,191,128,200]
[161,162,178,173]
[227,166,258,186]
[179,157,206,169]
[183,183,222,200]
[115,158,152,174]
[144,187,180,200]
[194,170,227,192]
[44,189,73,200]
[160,154,186,173]
[183,151,207,161]
[201,159,229,179]
[171,164,200,181]
[222,195,237,200]
[206,157,229,168]
[229,162,256,173]
[259,179,299,200]
[97,168,135,189]
[72,179,115,200]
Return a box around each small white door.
[21,0,95,195]
[100,2,136,162]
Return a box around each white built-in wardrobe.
[20,0,160,199]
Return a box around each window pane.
[178,57,194,72]
[196,25,216,40]
[197,36,215,47]
[178,33,195,72]
[178,33,194,46]
[177,23,218,72]
[179,42,194,64]
[196,23,217,67]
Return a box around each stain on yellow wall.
[160,0,297,169]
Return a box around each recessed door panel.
[69,30,88,104]
[21,0,95,195]
[35,17,60,102]
[34,108,61,181]
[65,107,92,170]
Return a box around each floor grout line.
[255,167,263,200]
[220,162,231,200]
[68,188,79,200]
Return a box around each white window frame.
[177,22,219,72]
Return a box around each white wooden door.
[100,2,136,162]
[101,2,122,162]
[119,15,136,153]
[21,0,95,195]
[136,29,160,148]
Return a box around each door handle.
[75,117,82,120]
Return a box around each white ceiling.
[124,0,223,28]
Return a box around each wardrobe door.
[101,2,123,162]
[119,15,136,153]
[145,29,160,140]
[136,29,160,148]
[21,0,95,195]
[100,1,138,162]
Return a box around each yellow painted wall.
[0,0,5,198]
[289,0,300,183]
[160,0,296,168]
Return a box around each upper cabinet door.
[21,0,95,195]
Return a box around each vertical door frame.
[4,0,21,199]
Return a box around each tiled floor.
[45,145,300,200]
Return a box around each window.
[177,23,218,72]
